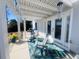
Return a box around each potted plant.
[11,33,17,43]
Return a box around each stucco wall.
[70,2,79,53]
[36,20,47,34]
[0,0,9,59]
[36,2,79,53]
[47,10,72,51]
[37,10,72,51]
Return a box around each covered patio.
[0,0,79,59]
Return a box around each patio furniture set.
[28,31,72,59]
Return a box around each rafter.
[20,0,58,11]
[60,0,72,7]
[22,16,42,20]
[19,1,55,12]
[20,6,53,15]
[20,11,48,17]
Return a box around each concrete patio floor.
[9,37,75,59]
[9,39,30,59]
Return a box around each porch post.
[17,16,21,41]
[0,0,9,59]
[15,0,21,41]
[32,20,35,30]
[23,19,26,39]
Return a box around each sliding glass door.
[47,21,51,34]
[55,19,62,39]
[66,16,70,42]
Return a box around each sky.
[7,8,17,21]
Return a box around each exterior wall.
[47,10,72,51]
[37,10,72,51]
[0,0,9,59]
[70,2,79,53]
[36,20,47,34]
[36,2,79,53]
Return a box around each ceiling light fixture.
[57,1,63,19]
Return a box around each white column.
[61,16,67,42]
[32,20,35,30]
[16,0,21,41]
[42,22,44,33]
[61,15,70,51]
[0,0,9,59]
[51,20,55,37]
[17,16,21,41]
[45,21,47,33]
[23,20,26,39]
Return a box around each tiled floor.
[9,39,30,59]
[9,39,73,59]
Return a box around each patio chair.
[47,35,54,44]
[29,30,38,43]
[32,34,48,56]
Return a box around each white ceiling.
[63,0,78,3]
[62,0,78,6]
[7,0,78,20]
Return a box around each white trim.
[68,8,73,51]
[46,10,72,51]
[17,16,21,40]
[23,20,26,39]
[32,20,35,29]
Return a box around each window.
[47,21,51,34]
[13,0,17,5]
[55,19,62,39]
[66,16,70,42]
[35,22,37,30]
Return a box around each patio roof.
[7,0,78,20]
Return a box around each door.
[35,22,37,30]
[66,16,70,42]
[55,19,62,40]
[47,21,51,34]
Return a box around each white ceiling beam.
[20,14,45,18]
[7,0,15,12]
[60,0,72,7]
[22,16,42,20]
[20,11,48,17]
[25,0,58,11]
[20,5,53,15]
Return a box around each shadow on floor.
[15,40,28,45]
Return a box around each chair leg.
[32,47,37,56]
[40,48,44,56]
